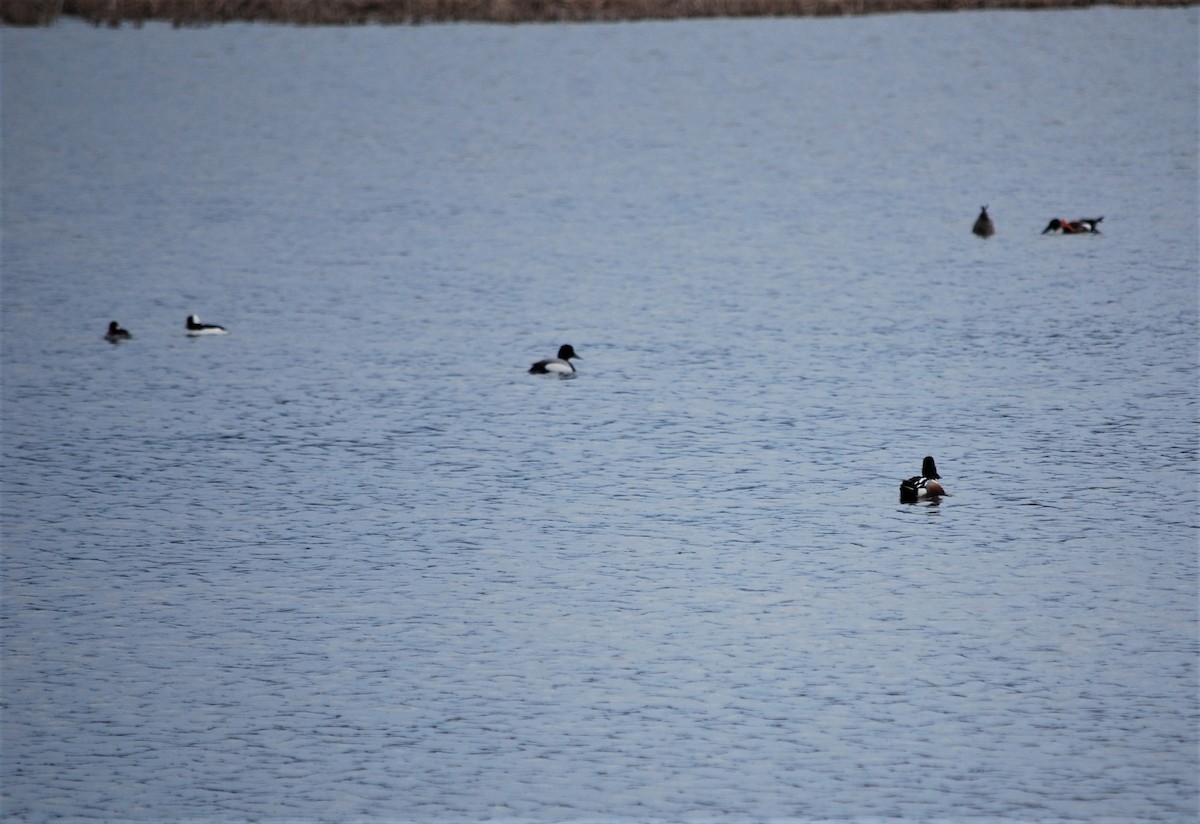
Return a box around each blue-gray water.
[2,10,1197,822]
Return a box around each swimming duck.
[529,344,580,375]
[900,456,947,503]
[1042,217,1102,235]
[186,314,228,335]
[972,206,995,238]
[104,321,132,342]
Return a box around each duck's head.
[922,456,940,479]
[557,344,579,361]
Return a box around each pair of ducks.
[972,206,1103,238]
[532,347,949,505]
[104,315,228,342]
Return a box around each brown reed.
[2,0,1193,29]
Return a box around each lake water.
[2,9,1197,822]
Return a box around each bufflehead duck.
[972,206,995,238]
[900,456,947,503]
[529,344,580,375]
[104,321,132,342]
[186,314,228,335]
[1042,217,1102,235]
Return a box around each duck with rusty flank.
[1042,216,1102,234]
[900,456,948,503]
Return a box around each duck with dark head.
[900,456,947,503]
[104,321,132,343]
[972,205,995,238]
[529,344,580,375]
[1042,216,1102,235]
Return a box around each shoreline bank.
[3,0,1193,26]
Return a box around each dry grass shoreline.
[2,0,1192,27]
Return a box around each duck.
[529,344,580,375]
[900,456,947,503]
[972,206,995,238]
[1042,216,1102,235]
[186,314,228,335]
[104,321,132,342]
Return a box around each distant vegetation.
[3,0,1193,26]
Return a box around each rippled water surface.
[2,10,1197,822]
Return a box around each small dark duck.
[900,456,947,503]
[1042,217,1102,235]
[529,344,580,375]
[972,206,995,238]
[104,321,132,342]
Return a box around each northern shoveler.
[900,456,947,503]
[1042,217,1102,234]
